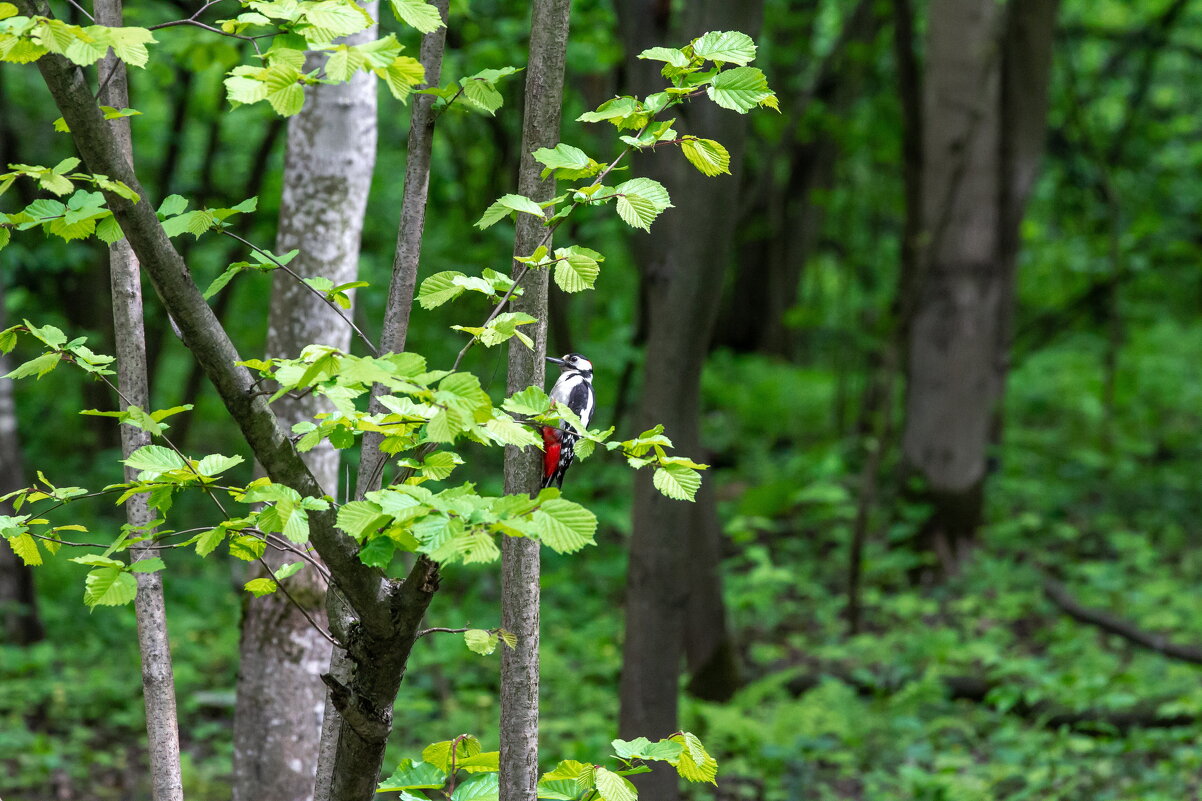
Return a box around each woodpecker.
[542,353,595,489]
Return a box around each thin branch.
[62,0,93,21]
[417,626,470,637]
[255,554,340,648]
[219,229,380,356]
[1044,579,1202,665]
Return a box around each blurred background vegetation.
[5,0,1202,799]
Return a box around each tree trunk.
[16,8,439,797]
[899,0,1058,572]
[355,0,449,499]
[95,2,184,798]
[499,5,571,800]
[618,1,761,797]
[0,271,44,646]
[234,7,378,801]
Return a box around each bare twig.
[255,554,340,648]
[417,626,470,637]
[219,229,380,356]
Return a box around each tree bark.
[898,0,1058,572]
[356,0,449,500]
[95,2,184,798]
[618,1,761,797]
[234,7,379,799]
[499,5,571,800]
[15,5,441,798]
[0,271,44,646]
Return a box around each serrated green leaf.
[336,501,390,542]
[4,351,61,380]
[531,498,597,554]
[669,732,717,784]
[197,453,244,476]
[7,531,41,566]
[611,737,683,762]
[464,628,497,655]
[680,137,731,176]
[451,772,498,801]
[502,386,550,416]
[462,78,503,114]
[389,0,444,33]
[196,527,225,557]
[706,66,774,113]
[553,246,601,293]
[613,176,672,231]
[692,30,757,65]
[244,577,277,597]
[358,536,395,569]
[418,270,467,309]
[129,556,166,573]
[652,464,701,501]
[593,767,635,801]
[378,759,448,792]
[638,46,689,67]
[84,566,137,607]
[475,194,545,230]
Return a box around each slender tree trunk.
[899,0,1058,572]
[0,272,44,646]
[95,2,184,799]
[16,8,440,796]
[499,5,571,800]
[356,0,449,499]
[618,2,761,797]
[234,7,378,800]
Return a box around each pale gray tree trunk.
[498,4,571,800]
[233,6,378,800]
[96,2,184,799]
[617,1,761,798]
[18,6,440,797]
[899,0,1058,570]
[0,272,44,646]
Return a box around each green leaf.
[613,176,672,231]
[706,66,775,113]
[451,772,499,801]
[358,536,395,569]
[417,270,467,309]
[691,30,757,65]
[652,464,701,502]
[553,246,602,293]
[475,193,545,230]
[483,412,542,449]
[464,628,497,655]
[531,498,597,554]
[532,142,592,174]
[274,562,304,580]
[462,77,503,115]
[124,444,186,475]
[378,759,448,792]
[7,532,41,566]
[129,557,166,573]
[638,46,689,67]
[680,137,731,176]
[593,767,635,801]
[204,265,244,299]
[611,737,682,762]
[197,453,243,476]
[196,527,225,557]
[536,779,580,800]
[389,0,445,33]
[502,386,550,416]
[4,351,61,380]
[422,736,482,773]
[106,27,156,68]
[84,567,137,607]
[244,577,278,597]
[336,501,390,542]
[376,56,426,101]
[457,751,500,773]
[669,732,717,784]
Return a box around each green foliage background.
[5,0,1202,799]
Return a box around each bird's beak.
[545,356,566,367]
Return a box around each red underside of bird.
[542,426,562,482]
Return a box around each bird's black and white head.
[546,352,593,380]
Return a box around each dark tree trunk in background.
[234,7,378,800]
[899,0,1059,572]
[718,0,878,357]
[618,1,761,797]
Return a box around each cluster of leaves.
[377,732,716,800]
[0,3,154,67]
[0,159,140,249]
